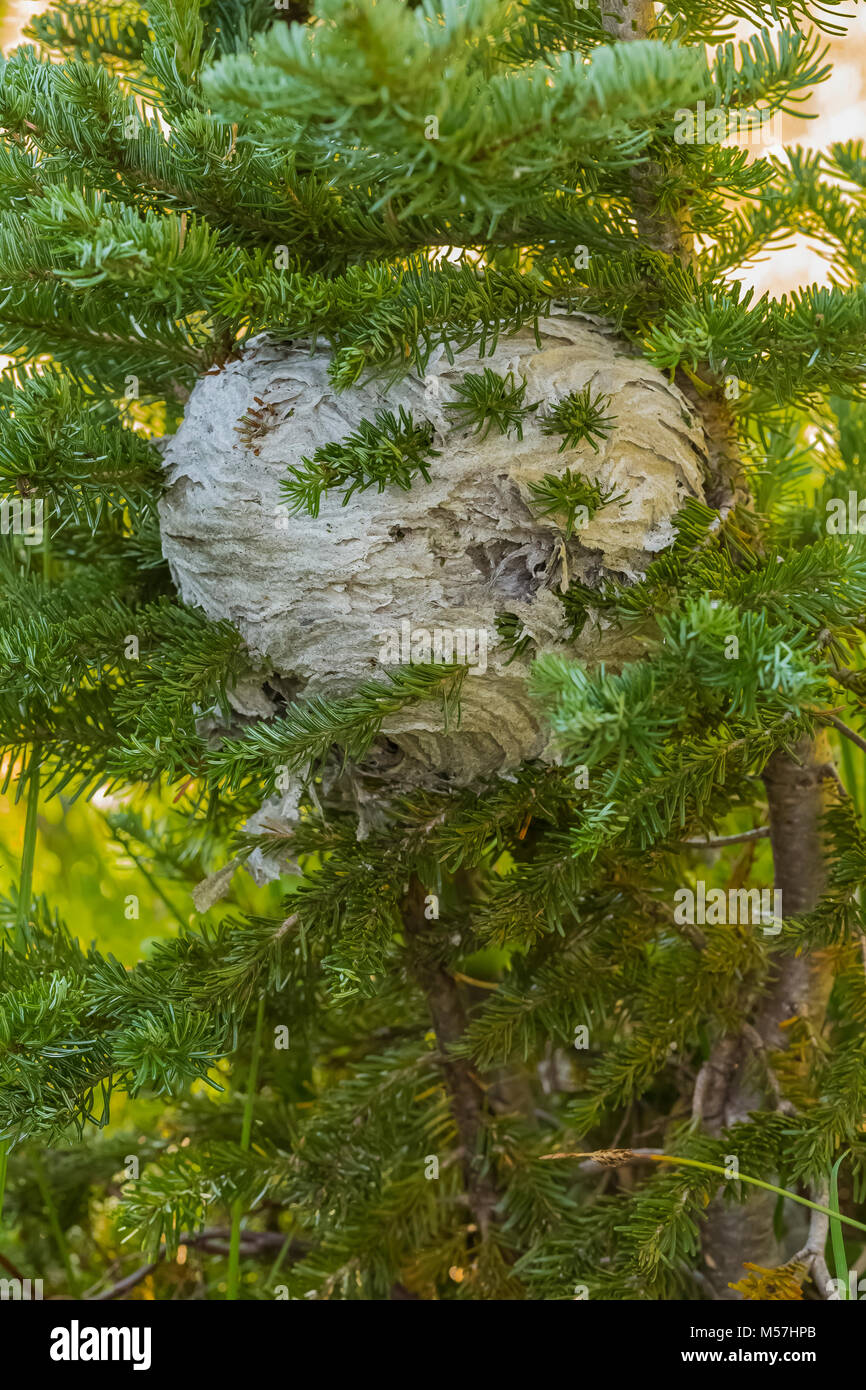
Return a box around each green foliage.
[2,0,866,1305]
[203,0,712,215]
[209,663,467,792]
[538,385,616,453]
[282,406,439,517]
[0,364,162,529]
[528,468,627,537]
[443,368,538,440]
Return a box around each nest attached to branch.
[160,313,707,868]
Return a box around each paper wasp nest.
[159,314,707,811]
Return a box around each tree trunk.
[401,875,501,1240]
[698,735,836,1296]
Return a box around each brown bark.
[602,6,749,516]
[602,0,698,264]
[697,736,836,1296]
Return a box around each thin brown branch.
[93,1261,160,1302]
[823,713,866,757]
[792,1182,835,1300]
[675,827,770,849]
[0,1249,28,1282]
[90,1229,307,1301]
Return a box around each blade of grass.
[541,1149,866,1240]
[829,1152,850,1299]
[650,1155,866,1237]
[265,1231,293,1294]
[226,993,266,1300]
[32,1149,81,1297]
[15,744,41,951]
[838,734,861,812]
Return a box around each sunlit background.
[732,10,866,294]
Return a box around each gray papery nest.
[160,314,707,875]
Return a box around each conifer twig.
[104,819,190,932]
[823,713,866,757]
[676,827,770,849]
